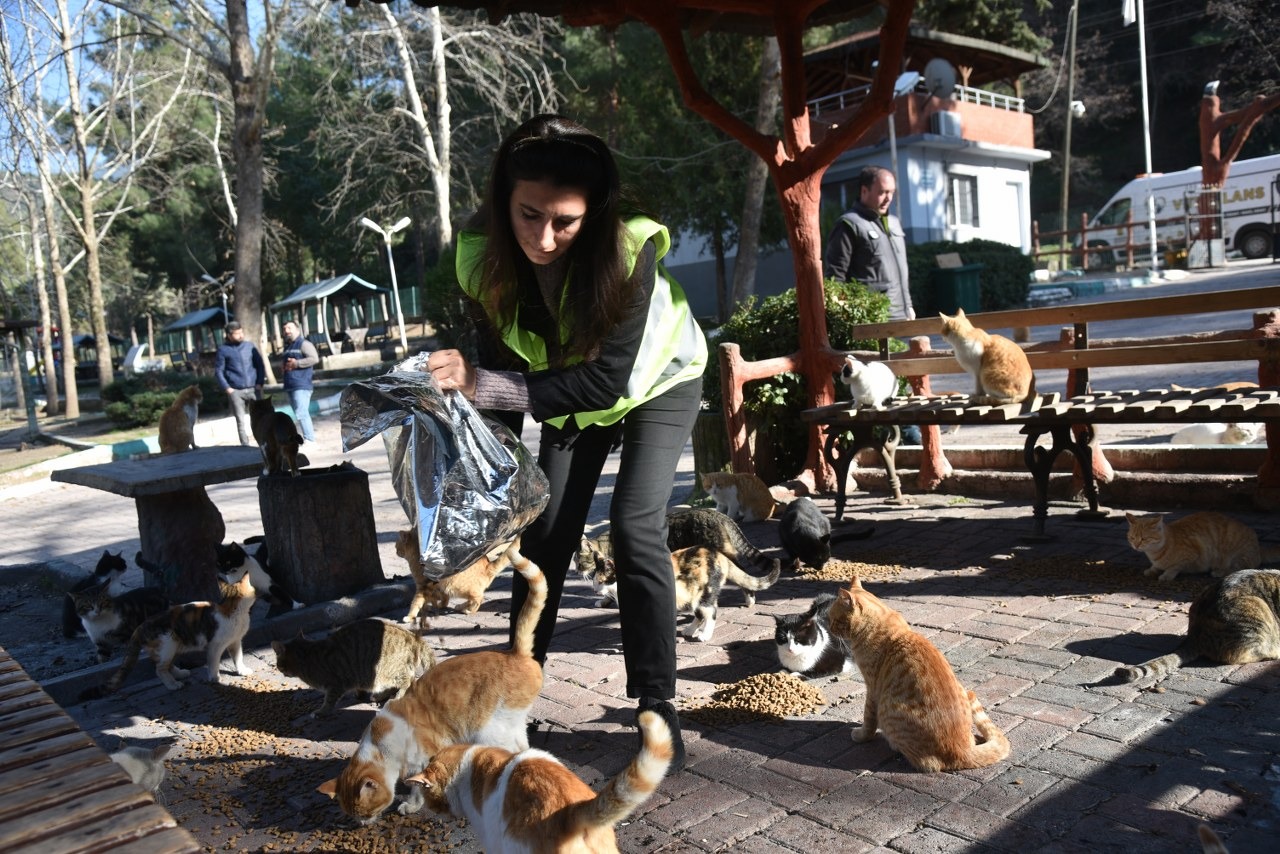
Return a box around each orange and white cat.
[405,708,673,853]
[939,308,1035,405]
[396,528,512,621]
[1125,511,1278,581]
[158,384,202,454]
[701,471,777,522]
[317,539,545,825]
[827,575,1010,772]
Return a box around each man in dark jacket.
[280,320,318,443]
[824,165,916,322]
[214,321,266,446]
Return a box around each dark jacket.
[824,202,914,321]
[281,335,318,391]
[214,340,266,391]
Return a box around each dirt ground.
[0,562,100,684]
[0,409,134,479]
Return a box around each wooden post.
[136,487,225,603]
[906,336,952,489]
[1252,309,1280,508]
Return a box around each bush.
[704,279,901,482]
[906,238,1034,314]
[101,372,224,427]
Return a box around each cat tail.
[78,624,147,701]
[1113,644,1197,683]
[1198,824,1230,854]
[963,690,1010,768]
[727,560,781,592]
[569,708,672,830]
[507,539,547,660]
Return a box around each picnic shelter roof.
[161,306,231,333]
[270,274,388,311]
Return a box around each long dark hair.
[467,114,634,364]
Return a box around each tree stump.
[137,487,225,603]
[257,464,384,604]
[689,410,729,500]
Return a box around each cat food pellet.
[683,671,829,724]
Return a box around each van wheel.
[1084,241,1114,270]
[1236,228,1272,260]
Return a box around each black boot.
[637,697,686,773]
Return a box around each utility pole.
[1058,0,1079,271]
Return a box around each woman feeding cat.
[425,113,708,770]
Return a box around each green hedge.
[101,372,225,428]
[906,238,1034,314]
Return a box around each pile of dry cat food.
[682,672,828,726]
[798,555,905,583]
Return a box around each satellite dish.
[893,71,921,99]
[923,57,957,99]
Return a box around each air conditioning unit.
[930,111,962,138]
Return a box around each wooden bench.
[722,286,1280,539]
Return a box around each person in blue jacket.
[426,114,708,771]
[214,321,266,447]
[280,320,318,443]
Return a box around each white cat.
[110,743,173,795]
[839,355,897,410]
[1170,422,1262,445]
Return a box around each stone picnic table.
[52,447,263,602]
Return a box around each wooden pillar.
[906,336,952,489]
[720,342,755,476]
[136,488,224,603]
[1252,309,1280,508]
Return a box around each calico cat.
[396,527,512,620]
[214,540,301,617]
[827,575,1010,772]
[1114,568,1280,683]
[404,708,673,853]
[939,308,1035,405]
[249,396,303,476]
[109,742,173,795]
[775,593,854,678]
[1170,422,1261,445]
[1125,511,1279,581]
[272,617,436,717]
[840,355,897,410]
[576,508,781,585]
[61,549,128,638]
[79,565,256,699]
[701,470,777,522]
[157,384,202,454]
[317,540,546,825]
[578,542,780,641]
[69,583,171,663]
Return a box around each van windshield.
[1095,198,1131,226]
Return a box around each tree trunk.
[731,36,781,311]
[23,197,59,415]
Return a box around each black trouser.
[508,377,702,701]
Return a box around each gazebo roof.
[161,306,232,333]
[270,274,388,311]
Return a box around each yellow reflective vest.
[456,216,707,429]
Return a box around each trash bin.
[928,263,983,314]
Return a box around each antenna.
[923,58,957,99]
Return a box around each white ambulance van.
[1082,152,1280,266]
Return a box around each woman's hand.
[425,349,477,399]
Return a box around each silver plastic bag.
[338,354,548,581]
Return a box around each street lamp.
[360,216,412,353]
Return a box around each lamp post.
[887,70,921,221]
[360,216,411,354]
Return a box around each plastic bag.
[338,353,549,581]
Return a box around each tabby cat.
[775,593,854,678]
[109,742,172,795]
[701,471,777,522]
[69,583,171,663]
[317,540,546,825]
[61,549,128,639]
[827,575,1010,772]
[395,527,512,621]
[576,508,781,585]
[1125,511,1279,581]
[272,617,436,717]
[405,708,673,853]
[79,565,256,699]
[249,396,302,476]
[578,542,779,642]
[157,384,202,454]
[1114,569,1280,683]
[214,540,301,617]
[939,308,1035,405]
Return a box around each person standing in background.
[214,321,266,447]
[824,165,916,322]
[280,320,318,444]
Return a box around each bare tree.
[730,35,781,313]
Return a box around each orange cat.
[701,471,777,522]
[827,575,1010,772]
[395,528,512,621]
[405,709,673,852]
[939,308,1035,405]
[158,384,202,453]
[1125,511,1276,581]
[317,539,545,824]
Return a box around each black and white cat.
[214,539,302,618]
[774,593,853,678]
[62,550,128,638]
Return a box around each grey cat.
[110,742,173,795]
[1114,568,1280,683]
[778,497,873,570]
[577,507,781,579]
[271,617,436,717]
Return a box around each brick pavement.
[5,397,1280,852]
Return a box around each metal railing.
[807,81,1025,117]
